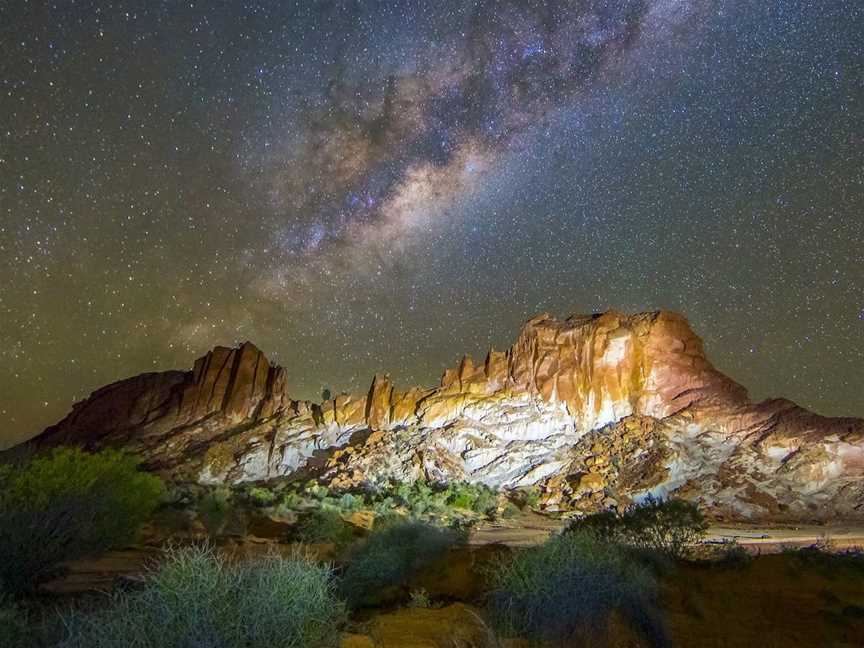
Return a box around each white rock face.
[29,310,864,522]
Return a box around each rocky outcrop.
[25,310,864,522]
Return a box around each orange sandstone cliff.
[28,310,864,522]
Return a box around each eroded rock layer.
[29,310,864,521]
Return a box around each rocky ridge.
[30,310,864,522]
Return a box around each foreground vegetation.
[4,446,864,647]
[56,546,344,648]
[0,448,164,597]
[487,529,667,645]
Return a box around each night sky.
[1,1,862,448]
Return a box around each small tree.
[0,447,164,596]
[566,495,707,560]
[486,530,666,646]
[339,521,460,608]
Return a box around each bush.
[55,545,346,648]
[486,530,666,646]
[408,588,431,608]
[566,495,707,560]
[715,540,752,567]
[393,480,448,517]
[339,521,461,608]
[197,486,234,536]
[0,447,164,597]
[445,482,498,515]
[0,595,32,648]
[371,479,500,520]
[512,486,541,510]
[298,509,355,547]
[787,544,864,575]
[248,486,277,506]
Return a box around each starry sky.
[1,0,862,448]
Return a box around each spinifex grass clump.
[56,546,345,648]
[486,530,667,646]
[339,520,462,608]
[0,447,164,597]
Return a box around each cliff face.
[30,310,864,522]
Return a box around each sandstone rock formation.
[26,310,864,522]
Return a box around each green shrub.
[248,486,277,506]
[339,521,461,608]
[408,588,431,608]
[445,482,498,515]
[0,447,164,597]
[370,495,399,518]
[302,481,331,500]
[566,495,707,560]
[374,479,500,520]
[55,545,345,648]
[197,486,233,536]
[335,492,365,512]
[276,491,306,514]
[513,486,541,510]
[715,540,752,567]
[393,480,448,517]
[298,509,355,547]
[500,501,520,519]
[486,530,666,646]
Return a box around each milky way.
[1,0,862,447]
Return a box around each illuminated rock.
[26,310,864,522]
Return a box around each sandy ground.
[43,514,864,595]
[704,523,864,551]
[468,511,864,550]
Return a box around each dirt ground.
[468,510,864,552]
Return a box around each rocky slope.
[29,310,864,522]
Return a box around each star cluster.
[1,0,862,447]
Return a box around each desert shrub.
[393,480,449,517]
[445,481,499,515]
[197,486,234,536]
[248,486,277,506]
[370,495,399,517]
[339,521,461,608]
[335,492,365,512]
[0,447,164,597]
[715,540,752,567]
[486,530,666,646]
[788,545,864,576]
[374,479,501,520]
[298,509,355,547]
[408,588,431,608]
[274,491,307,517]
[566,495,707,560]
[302,481,331,501]
[0,595,32,648]
[55,545,345,648]
[512,486,541,510]
[499,501,520,519]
